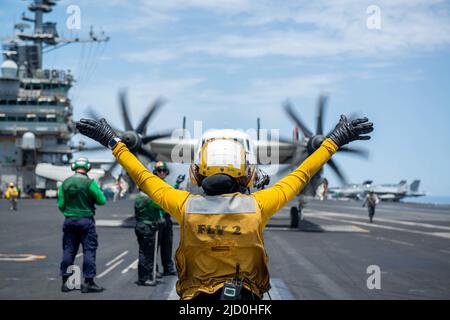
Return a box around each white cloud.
[137,0,252,15]
[122,48,180,63]
[130,76,206,100]
[70,71,339,134]
[249,74,338,100]
[71,74,206,126]
[120,0,450,61]
[59,0,177,33]
[167,73,339,118]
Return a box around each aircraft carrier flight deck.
[1,198,449,300]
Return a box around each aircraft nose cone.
[121,131,141,152]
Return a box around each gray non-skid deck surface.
[1,198,449,299]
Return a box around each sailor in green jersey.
[134,192,164,286]
[58,157,106,293]
[153,161,185,276]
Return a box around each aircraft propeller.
[283,94,369,185]
[76,90,173,182]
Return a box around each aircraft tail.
[410,180,421,192]
[399,180,407,186]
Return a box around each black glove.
[254,169,270,189]
[176,174,186,184]
[327,115,374,147]
[75,118,118,148]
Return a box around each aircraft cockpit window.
[235,138,247,151]
[203,137,249,152]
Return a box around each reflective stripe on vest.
[186,195,256,214]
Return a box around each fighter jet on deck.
[329,180,426,202]
[328,180,373,200]
[372,180,425,201]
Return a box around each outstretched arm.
[112,143,190,223]
[254,115,373,227]
[253,139,338,226]
[75,118,190,223]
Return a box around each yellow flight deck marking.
[0,254,46,262]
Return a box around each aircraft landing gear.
[291,196,306,229]
[290,207,299,228]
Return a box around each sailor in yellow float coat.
[112,139,337,299]
[76,115,373,299]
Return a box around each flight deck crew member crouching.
[134,191,164,286]
[58,157,106,293]
[76,114,373,300]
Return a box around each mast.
[10,0,109,75]
[0,0,110,191]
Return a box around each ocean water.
[403,195,450,205]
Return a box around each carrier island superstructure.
[0,0,108,194]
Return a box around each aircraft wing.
[254,140,298,164]
[148,138,198,163]
[329,187,364,199]
[377,193,399,200]
[148,138,299,165]
[35,163,105,182]
[407,192,426,198]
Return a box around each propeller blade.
[292,127,299,142]
[124,174,137,193]
[86,106,102,121]
[278,136,297,144]
[77,145,105,152]
[277,165,293,176]
[119,90,134,131]
[135,98,165,134]
[316,95,327,135]
[284,101,313,138]
[338,146,369,158]
[257,117,261,141]
[101,160,119,182]
[138,146,157,162]
[277,147,307,176]
[141,130,173,144]
[85,107,123,134]
[327,158,347,185]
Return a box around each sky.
[1,0,450,195]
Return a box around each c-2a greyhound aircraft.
[144,94,368,195]
[37,92,369,224]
